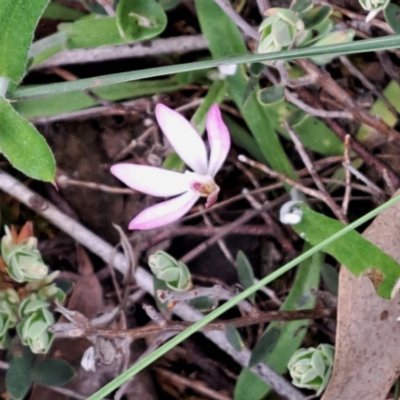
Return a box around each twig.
[285,89,352,119]
[155,367,231,400]
[255,0,270,14]
[238,154,328,202]
[294,86,400,191]
[201,205,236,266]
[0,170,304,399]
[296,58,400,142]
[342,135,352,216]
[284,121,347,223]
[56,174,137,194]
[213,0,260,40]
[53,308,336,340]
[180,210,262,264]
[31,35,209,70]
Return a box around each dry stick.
[0,170,304,400]
[296,58,400,142]
[155,367,231,400]
[295,86,400,191]
[238,154,328,202]
[339,55,398,118]
[285,89,353,119]
[284,121,348,223]
[342,135,352,216]
[213,0,260,40]
[32,35,209,70]
[54,308,336,340]
[377,51,400,86]
[200,205,236,266]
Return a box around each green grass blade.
[13,35,400,99]
[87,194,400,400]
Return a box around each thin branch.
[342,135,352,216]
[284,121,348,223]
[285,89,352,119]
[31,35,208,70]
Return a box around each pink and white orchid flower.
[111,103,231,230]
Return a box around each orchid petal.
[155,104,208,174]
[206,104,231,176]
[128,191,199,230]
[111,164,189,197]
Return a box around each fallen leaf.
[322,191,400,400]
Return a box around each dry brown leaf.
[322,193,400,400]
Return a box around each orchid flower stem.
[88,193,400,400]
[0,77,10,98]
[13,35,400,99]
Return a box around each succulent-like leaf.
[32,358,76,386]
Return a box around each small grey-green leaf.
[226,325,244,352]
[249,63,265,77]
[6,352,33,400]
[258,85,285,106]
[81,0,108,14]
[272,21,292,47]
[311,351,325,377]
[321,263,338,295]
[157,0,181,10]
[188,296,216,312]
[384,4,400,34]
[0,97,55,182]
[236,251,255,302]
[32,358,76,386]
[291,0,313,14]
[116,0,167,41]
[301,6,332,30]
[0,0,50,84]
[248,327,281,368]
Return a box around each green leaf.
[293,205,400,299]
[236,251,255,303]
[235,248,322,400]
[43,3,84,20]
[6,350,33,400]
[301,6,332,30]
[321,263,338,295]
[223,115,266,163]
[59,16,127,48]
[0,0,50,84]
[188,296,217,312]
[0,97,55,182]
[116,0,167,41]
[226,325,245,352]
[32,358,76,386]
[248,327,281,368]
[384,3,400,34]
[258,85,285,105]
[15,76,190,119]
[54,278,74,295]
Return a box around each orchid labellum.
[111,104,231,230]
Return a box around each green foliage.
[31,358,76,386]
[157,0,181,10]
[0,98,55,182]
[384,4,400,34]
[6,348,33,400]
[0,0,50,84]
[116,0,167,41]
[248,327,281,368]
[236,251,255,303]
[293,205,400,299]
[0,289,20,343]
[288,344,335,395]
[234,247,322,400]
[321,263,339,295]
[258,85,285,105]
[225,325,245,352]
[42,3,84,20]
[149,251,191,291]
